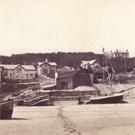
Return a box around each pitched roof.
[57,66,75,73]
[0,64,19,70]
[38,61,57,66]
[0,64,36,71]
[21,65,36,71]
[48,62,57,66]
[81,59,96,66]
[37,62,44,66]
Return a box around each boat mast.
[102,48,105,82]
[102,48,111,85]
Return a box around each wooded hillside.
[0,52,134,73]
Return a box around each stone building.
[57,69,91,90]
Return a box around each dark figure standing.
[78,96,84,105]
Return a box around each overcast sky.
[0,0,135,57]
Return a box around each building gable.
[38,61,57,67]
[14,65,25,73]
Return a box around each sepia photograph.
[0,0,135,135]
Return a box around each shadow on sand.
[11,118,28,120]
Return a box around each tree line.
[0,52,134,73]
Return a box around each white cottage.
[80,59,100,69]
[37,59,57,78]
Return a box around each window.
[26,74,28,79]
[16,67,22,72]
[43,69,48,73]
[10,73,12,78]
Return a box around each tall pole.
[102,48,108,83]
[102,48,105,81]
[124,54,127,73]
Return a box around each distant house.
[0,64,37,80]
[80,59,100,69]
[37,59,57,78]
[80,59,104,80]
[57,66,75,73]
[57,69,91,90]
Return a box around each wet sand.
[1,103,135,135]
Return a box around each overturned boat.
[0,98,14,119]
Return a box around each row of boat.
[0,87,126,120]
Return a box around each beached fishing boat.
[0,98,14,119]
[86,93,124,104]
[17,90,54,106]
[22,95,54,106]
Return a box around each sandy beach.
[1,103,135,135]
[1,84,135,135]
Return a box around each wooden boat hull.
[24,99,54,106]
[86,93,124,104]
[18,96,54,106]
[0,99,14,119]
